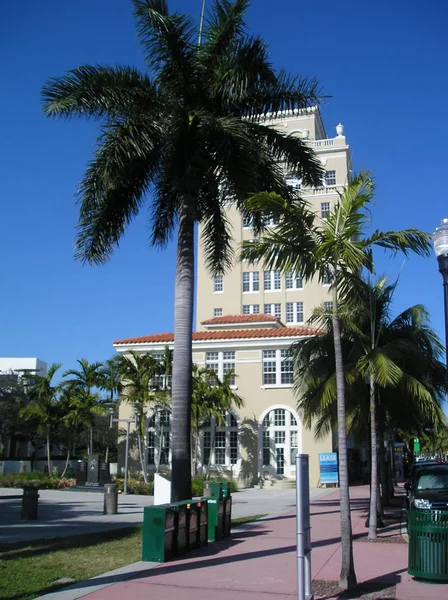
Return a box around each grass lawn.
[0,515,266,600]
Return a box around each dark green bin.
[207,497,225,541]
[407,509,448,581]
[142,505,176,562]
[204,481,230,499]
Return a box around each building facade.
[115,108,351,487]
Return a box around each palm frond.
[42,65,156,120]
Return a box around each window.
[262,350,294,386]
[242,214,253,228]
[264,303,281,319]
[325,170,336,186]
[322,268,332,285]
[285,271,303,290]
[147,408,171,466]
[213,308,223,317]
[222,351,236,386]
[243,304,260,314]
[324,301,333,312]
[286,173,302,190]
[265,216,280,227]
[321,202,330,219]
[264,270,281,291]
[150,354,171,389]
[286,302,304,324]
[243,271,259,292]
[202,411,239,468]
[280,349,293,384]
[214,275,223,293]
[262,408,299,473]
[206,351,235,386]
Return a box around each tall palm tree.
[63,359,104,455]
[21,363,61,474]
[292,281,446,537]
[98,356,123,461]
[41,0,325,501]
[241,173,431,589]
[118,350,166,482]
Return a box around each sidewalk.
[38,485,448,600]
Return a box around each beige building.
[115,108,351,487]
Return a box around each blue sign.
[319,452,339,485]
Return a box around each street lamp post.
[108,407,138,495]
[433,217,448,367]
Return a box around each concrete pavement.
[32,485,448,600]
[0,485,331,543]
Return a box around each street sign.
[319,452,339,485]
[413,437,420,453]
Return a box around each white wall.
[0,358,47,377]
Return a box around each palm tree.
[241,173,431,589]
[98,356,123,462]
[118,350,166,482]
[41,0,325,501]
[292,280,446,537]
[63,359,104,455]
[191,365,244,474]
[21,363,61,474]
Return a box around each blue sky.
[1,0,447,376]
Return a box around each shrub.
[0,472,76,489]
[113,477,153,495]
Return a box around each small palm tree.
[63,359,104,455]
[241,172,431,589]
[191,365,244,474]
[118,350,166,482]
[42,0,324,501]
[21,363,61,474]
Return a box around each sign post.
[296,454,313,600]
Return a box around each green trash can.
[207,497,225,541]
[407,509,448,581]
[172,502,188,557]
[204,481,230,499]
[142,504,176,562]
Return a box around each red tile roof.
[113,326,320,345]
[201,314,282,325]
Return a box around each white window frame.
[325,170,336,186]
[286,302,304,324]
[264,270,281,291]
[243,271,259,293]
[322,268,332,286]
[202,411,239,468]
[320,202,330,219]
[206,351,236,387]
[242,215,253,229]
[147,407,171,467]
[213,308,223,317]
[324,301,333,312]
[285,271,303,290]
[243,304,260,314]
[262,349,294,388]
[214,275,223,293]
[264,303,281,319]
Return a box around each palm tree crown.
[42,0,326,501]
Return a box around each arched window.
[147,408,171,467]
[202,411,238,468]
[262,408,299,476]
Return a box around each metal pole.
[438,255,448,368]
[296,454,313,600]
[197,0,206,47]
[124,421,130,495]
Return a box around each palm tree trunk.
[368,374,378,540]
[105,444,109,463]
[46,434,51,475]
[171,200,194,502]
[61,444,71,478]
[378,425,390,506]
[138,433,148,483]
[89,426,93,455]
[332,301,357,590]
